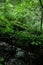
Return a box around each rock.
[16,48,25,58]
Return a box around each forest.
[0,0,43,65]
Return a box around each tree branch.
[39,0,43,8]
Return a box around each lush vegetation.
[0,0,43,45]
[0,0,43,65]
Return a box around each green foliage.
[0,57,4,65]
[0,64,2,65]
[0,0,43,45]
